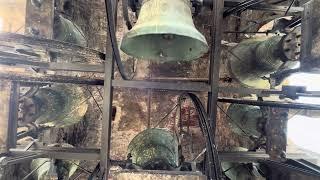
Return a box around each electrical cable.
[69,161,93,174]
[236,0,265,14]
[287,17,301,29]
[182,93,222,179]
[224,0,265,17]
[285,0,296,16]
[19,86,39,100]
[216,104,252,138]
[186,94,214,178]
[122,0,133,30]
[224,0,256,17]
[269,0,288,4]
[85,87,103,114]
[223,164,242,173]
[105,0,130,80]
[88,163,100,180]
[153,103,179,128]
[22,160,50,180]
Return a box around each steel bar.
[0,154,44,166]
[218,98,320,110]
[288,159,320,174]
[48,62,104,73]
[6,82,19,151]
[0,56,104,73]
[223,1,303,13]
[99,0,118,178]
[243,4,303,13]
[99,56,114,179]
[8,148,309,163]
[206,0,225,179]
[221,152,309,163]
[0,33,106,61]
[300,0,313,68]
[265,107,288,161]
[207,0,224,130]
[113,80,320,98]
[203,0,303,13]
[2,72,320,100]
[261,160,320,177]
[112,80,211,92]
[149,77,209,82]
[219,86,280,96]
[0,72,104,85]
[10,148,100,161]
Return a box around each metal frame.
[6,82,19,151]
[0,0,319,179]
[6,147,309,163]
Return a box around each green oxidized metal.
[31,144,79,180]
[222,147,259,180]
[120,0,208,61]
[54,15,87,46]
[228,36,287,88]
[227,104,265,137]
[32,84,88,128]
[128,128,179,170]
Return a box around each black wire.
[224,0,255,17]
[224,0,265,17]
[153,103,179,128]
[216,104,252,138]
[184,93,222,179]
[69,161,93,174]
[122,0,132,30]
[22,160,50,180]
[236,0,265,14]
[88,163,100,180]
[269,0,288,4]
[19,86,39,100]
[105,0,130,80]
[223,164,242,173]
[85,87,103,114]
[187,94,214,178]
[287,17,301,29]
[285,0,296,16]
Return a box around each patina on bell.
[226,104,265,137]
[120,0,208,61]
[127,128,179,170]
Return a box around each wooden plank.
[0,80,11,153]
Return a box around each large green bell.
[227,104,265,138]
[120,0,208,61]
[228,36,289,88]
[127,128,179,170]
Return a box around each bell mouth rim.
[122,23,208,44]
[120,32,209,61]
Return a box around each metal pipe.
[206,0,225,178]
[0,72,104,85]
[8,148,309,163]
[99,0,117,178]
[6,82,19,151]
[201,0,303,13]
[219,98,320,110]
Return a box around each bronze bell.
[120,0,208,61]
